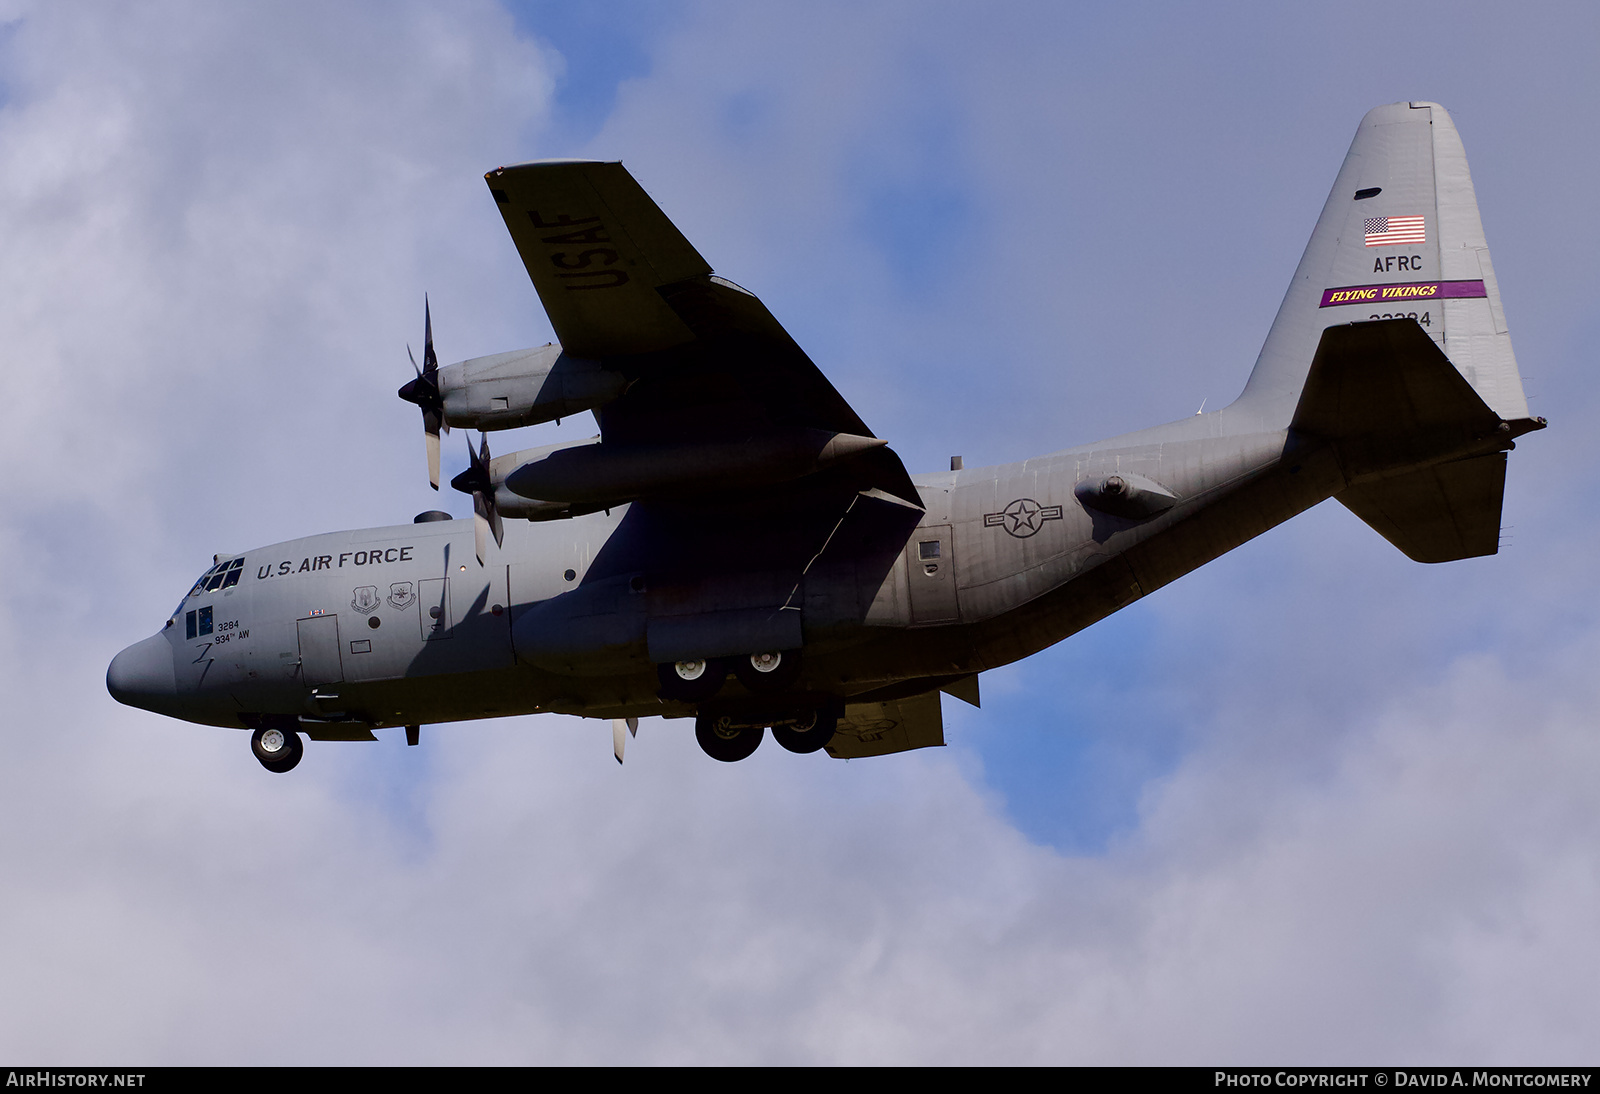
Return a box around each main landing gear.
[251,724,304,773]
[693,706,838,762]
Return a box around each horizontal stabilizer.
[1338,452,1506,563]
[1294,318,1499,446]
[1291,319,1540,563]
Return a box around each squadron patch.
[387,582,416,610]
[351,586,381,614]
[984,498,1064,538]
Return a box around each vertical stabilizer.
[1235,102,1529,427]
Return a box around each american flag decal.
[1364,215,1426,247]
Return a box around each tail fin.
[1236,102,1541,563]
[1236,101,1530,426]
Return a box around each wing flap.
[656,276,872,437]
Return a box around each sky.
[2,0,1599,1065]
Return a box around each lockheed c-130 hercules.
[108,102,1542,772]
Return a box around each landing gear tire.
[695,711,764,763]
[772,709,838,754]
[251,725,303,773]
[732,649,802,694]
[657,658,728,702]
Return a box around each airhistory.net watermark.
[5,1075,145,1088]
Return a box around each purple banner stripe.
[1320,280,1487,308]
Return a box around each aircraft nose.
[107,632,177,711]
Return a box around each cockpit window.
[209,558,244,590]
[188,565,217,599]
[189,557,244,597]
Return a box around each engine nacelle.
[439,343,628,431]
[484,436,607,522]
[504,429,888,506]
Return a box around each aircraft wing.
[486,160,915,503]
[487,160,710,359]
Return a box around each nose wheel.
[251,725,304,773]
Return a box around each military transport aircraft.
[108,102,1542,772]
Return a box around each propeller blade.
[473,508,490,568]
[612,717,639,764]
[423,294,437,374]
[399,297,448,490]
[459,433,503,565]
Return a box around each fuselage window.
[918,540,942,561]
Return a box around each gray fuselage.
[109,409,1316,734]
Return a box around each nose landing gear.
[250,724,304,773]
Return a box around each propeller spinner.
[397,296,448,489]
[450,433,504,565]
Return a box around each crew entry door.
[908,525,959,624]
[297,615,343,686]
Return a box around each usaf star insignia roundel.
[983,498,1064,538]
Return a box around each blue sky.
[4,0,1600,1064]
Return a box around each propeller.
[398,295,448,489]
[450,433,503,565]
[612,717,639,763]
